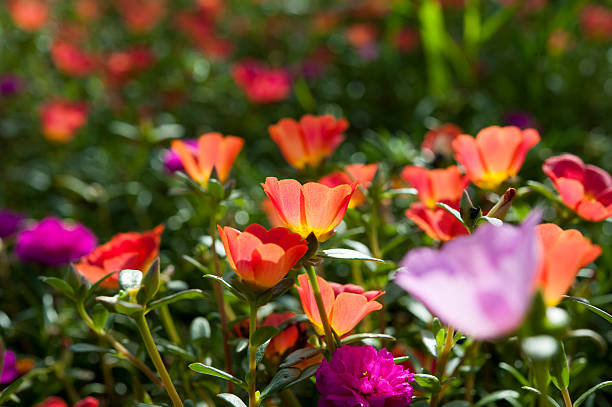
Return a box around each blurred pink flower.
[232,60,291,103]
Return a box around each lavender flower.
[316,345,415,407]
[395,213,541,340]
[0,348,18,384]
[15,217,97,267]
[163,138,198,172]
[0,209,25,238]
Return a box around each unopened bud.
[487,188,516,221]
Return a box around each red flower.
[113,0,166,33]
[400,165,467,208]
[536,223,601,306]
[105,46,155,85]
[261,177,355,241]
[217,224,308,289]
[319,163,378,208]
[263,312,304,358]
[543,154,612,221]
[40,100,88,143]
[175,9,233,60]
[51,40,99,77]
[392,27,419,53]
[452,126,540,190]
[8,0,48,32]
[232,60,291,104]
[405,203,468,241]
[36,397,99,407]
[421,123,462,157]
[580,4,612,42]
[73,225,164,289]
[296,274,383,337]
[269,114,348,170]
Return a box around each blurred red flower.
[232,60,291,104]
[175,9,233,60]
[51,40,99,77]
[580,4,612,42]
[40,100,88,143]
[113,0,166,33]
[421,123,462,158]
[105,46,155,85]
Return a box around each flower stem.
[305,265,337,355]
[134,312,185,407]
[430,325,455,407]
[248,303,259,407]
[562,388,573,407]
[159,304,182,345]
[76,301,163,388]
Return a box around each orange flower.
[113,0,167,33]
[400,165,467,208]
[405,203,468,241]
[261,198,284,228]
[73,225,163,289]
[8,0,48,32]
[40,100,88,143]
[319,163,378,208]
[263,312,302,358]
[171,132,244,186]
[543,154,612,222]
[296,274,383,337]
[268,115,348,170]
[217,224,308,289]
[421,123,462,157]
[261,177,356,241]
[536,223,601,306]
[452,126,540,190]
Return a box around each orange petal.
[508,128,540,175]
[269,119,308,170]
[172,139,203,183]
[453,135,486,184]
[555,178,585,209]
[261,178,305,233]
[576,200,608,222]
[401,166,433,205]
[251,243,287,287]
[303,182,354,240]
[476,126,522,175]
[296,274,335,334]
[328,292,382,336]
[217,225,238,271]
[197,132,223,184]
[215,135,244,183]
[428,166,467,204]
[74,263,117,289]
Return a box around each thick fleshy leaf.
[188,363,247,388]
[146,289,207,312]
[319,248,384,263]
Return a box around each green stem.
[248,304,259,407]
[159,304,182,345]
[561,388,572,407]
[134,312,184,407]
[76,302,163,388]
[430,325,455,407]
[305,265,337,355]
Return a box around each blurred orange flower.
[261,177,355,241]
[105,46,155,85]
[400,165,467,208]
[452,126,540,190]
[113,0,166,33]
[421,123,462,157]
[73,225,164,289]
[319,163,378,208]
[171,132,244,186]
[536,223,601,306]
[8,0,48,32]
[40,100,88,143]
[217,224,308,289]
[269,114,348,170]
[296,274,383,337]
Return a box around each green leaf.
[217,394,247,407]
[566,329,607,354]
[256,278,294,306]
[442,402,470,407]
[521,335,558,361]
[96,296,143,315]
[118,269,142,291]
[499,362,529,386]
[521,387,562,407]
[319,248,384,263]
[476,216,503,227]
[188,363,247,388]
[414,373,441,394]
[564,296,612,324]
[251,326,280,347]
[39,277,75,300]
[393,356,411,364]
[259,367,301,399]
[147,289,207,312]
[279,348,324,368]
[190,317,211,341]
[340,333,395,344]
[0,368,49,405]
[421,330,438,357]
[70,343,112,353]
[202,274,246,301]
[551,342,570,391]
[384,187,418,197]
[474,390,521,407]
[573,381,612,407]
[527,181,564,205]
[91,304,109,330]
[139,258,160,304]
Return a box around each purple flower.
[316,345,415,407]
[15,217,97,267]
[163,139,198,172]
[1,349,18,384]
[0,74,23,97]
[0,209,25,238]
[395,213,541,340]
[503,111,538,130]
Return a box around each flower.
[16,217,96,267]
[502,111,538,130]
[263,312,303,359]
[395,213,541,340]
[232,60,291,103]
[36,397,99,407]
[217,224,308,289]
[1,348,19,384]
[296,274,383,337]
[0,209,25,238]
[421,123,463,158]
[269,115,349,170]
[580,4,612,42]
[405,203,469,241]
[261,177,356,241]
[543,154,612,222]
[392,27,419,53]
[319,163,378,208]
[105,46,155,86]
[452,126,540,190]
[171,132,244,186]
[51,40,99,77]
[175,9,233,60]
[8,0,48,32]
[40,100,89,143]
[113,0,167,33]
[401,165,467,208]
[0,74,24,97]
[536,223,601,306]
[73,225,163,289]
[163,138,198,172]
[316,345,415,407]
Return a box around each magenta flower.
[395,213,541,340]
[15,217,97,267]
[316,345,415,407]
[163,138,198,172]
[0,348,18,384]
[0,209,25,238]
